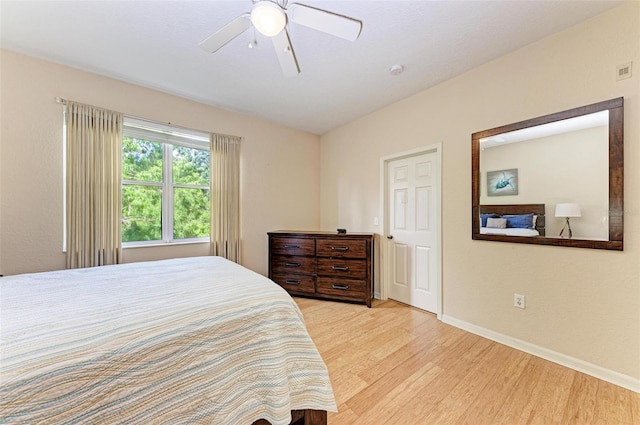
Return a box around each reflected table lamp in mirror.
[555,203,581,238]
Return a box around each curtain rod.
[54,96,243,141]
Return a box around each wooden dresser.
[268,231,374,307]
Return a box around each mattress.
[480,227,540,237]
[0,256,336,424]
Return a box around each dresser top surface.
[268,230,374,238]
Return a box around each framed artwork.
[487,168,518,196]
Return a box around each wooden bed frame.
[480,204,546,236]
[252,409,327,425]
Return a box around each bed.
[0,256,336,424]
[479,204,546,237]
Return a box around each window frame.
[122,117,210,247]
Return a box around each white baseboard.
[441,314,640,394]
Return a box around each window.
[122,118,210,245]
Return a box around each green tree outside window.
[122,136,210,243]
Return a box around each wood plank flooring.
[294,297,640,425]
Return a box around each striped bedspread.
[0,256,336,424]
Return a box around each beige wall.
[0,50,320,276]
[320,3,640,383]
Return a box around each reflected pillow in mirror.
[480,213,498,227]
[486,217,507,229]
[503,213,534,229]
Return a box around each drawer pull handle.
[285,262,301,267]
[285,280,301,285]
[283,244,300,249]
[331,266,350,271]
[332,284,350,290]
[331,246,349,251]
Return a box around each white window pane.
[173,188,210,239]
[122,185,162,242]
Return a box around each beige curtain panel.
[210,133,242,263]
[65,101,123,269]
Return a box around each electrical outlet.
[373,217,379,226]
[514,294,526,309]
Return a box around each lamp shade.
[555,203,581,218]
[251,1,286,37]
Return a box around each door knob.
[387,235,394,239]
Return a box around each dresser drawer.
[316,277,366,300]
[317,258,367,279]
[270,237,315,256]
[272,274,316,295]
[316,239,367,258]
[271,256,315,274]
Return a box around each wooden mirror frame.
[472,97,623,250]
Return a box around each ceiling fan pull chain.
[248,24,258,49]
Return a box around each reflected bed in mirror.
[480,204,545,237]
[472,98,623,250]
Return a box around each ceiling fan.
[199,0,362,77]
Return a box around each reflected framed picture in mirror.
[487,168,518,196]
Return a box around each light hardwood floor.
[294,297,640,425]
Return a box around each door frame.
[379,143,442,318]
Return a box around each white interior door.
[387,151,439,313]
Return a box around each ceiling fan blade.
[199,14,251,53]
[272,29,300,77]
[287,3,362,41]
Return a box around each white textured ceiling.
[0,0,623,135]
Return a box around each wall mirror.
[472,98,623,250]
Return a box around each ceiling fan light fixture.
[251,1,286,37]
